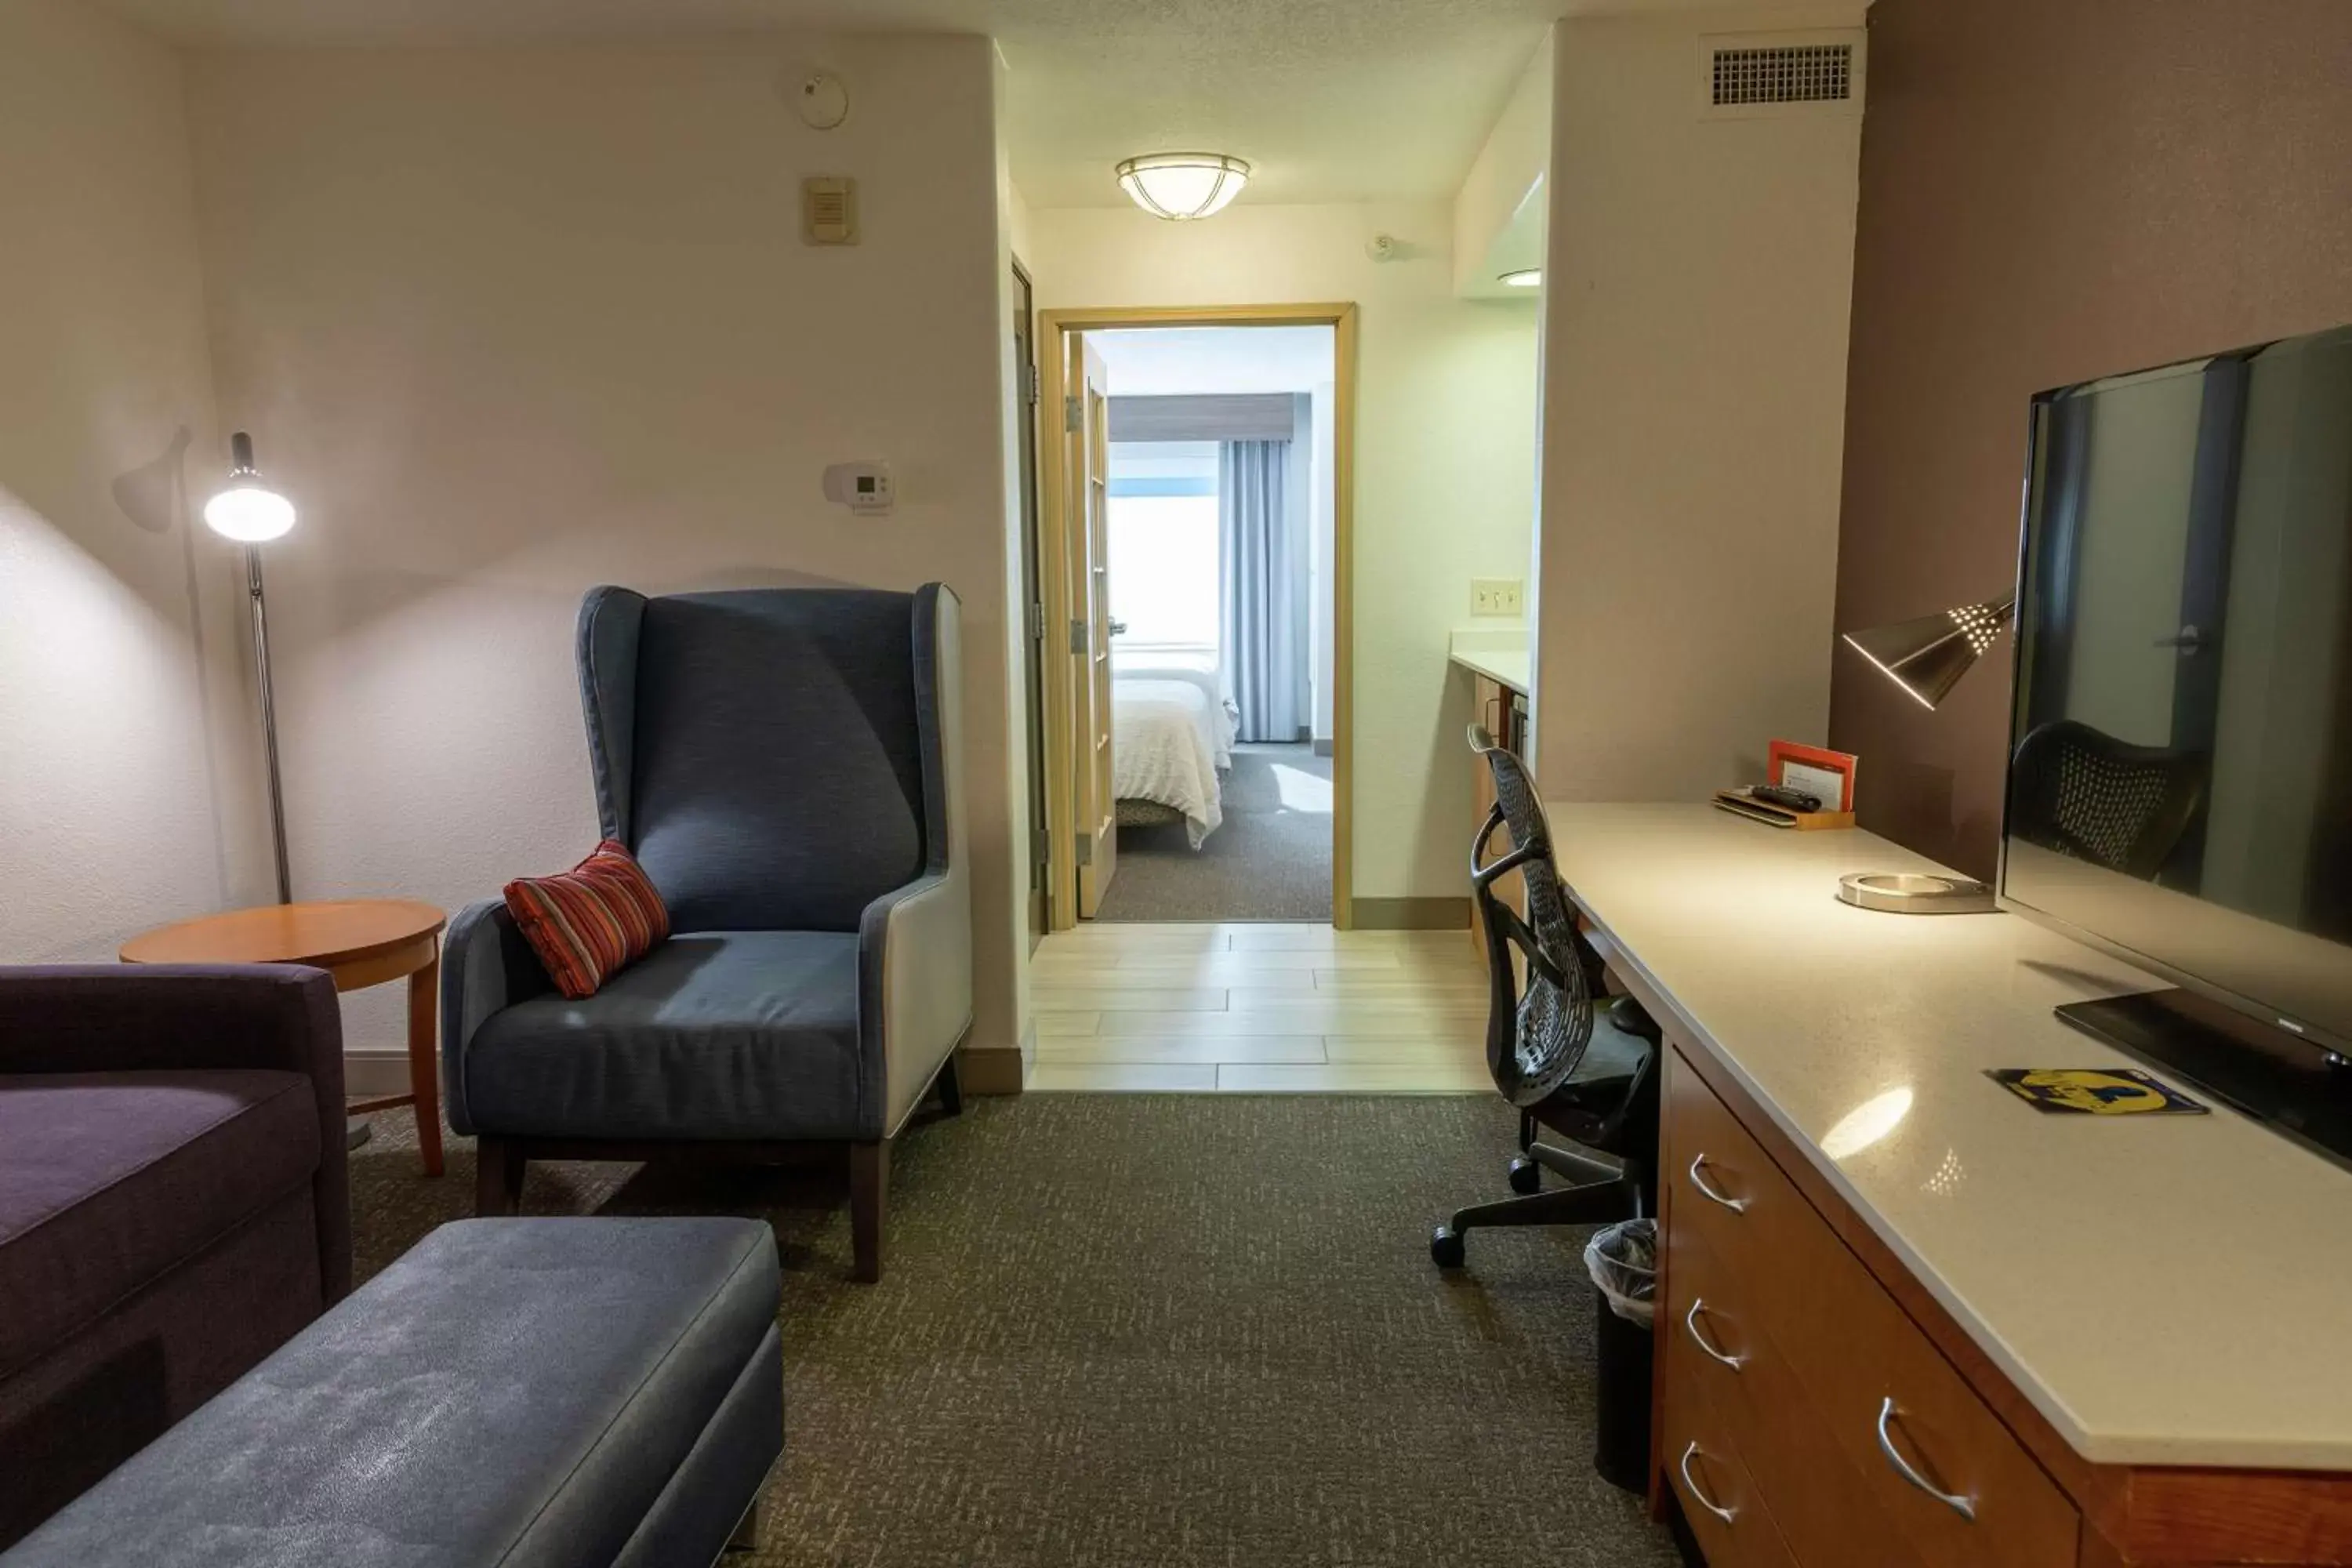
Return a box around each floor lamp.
[201,431,296,904]
[205,434,365,1145]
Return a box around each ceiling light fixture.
[1115,153,1250,221]
[1498,268,1543,289]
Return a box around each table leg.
[408,953,445,1177]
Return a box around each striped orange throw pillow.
[503,839,670,1000]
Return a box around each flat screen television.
[2005,321,2352,1164]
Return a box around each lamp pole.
[244,543,292,905]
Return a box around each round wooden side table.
[121,898,449,1176]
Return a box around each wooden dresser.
[1546,804,2352,1568]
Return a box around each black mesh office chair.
[2009,719,2208,882]
[1430,729,1664,1270]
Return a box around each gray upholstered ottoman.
[2,1218,782,1568]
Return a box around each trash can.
[1584,1218,1657,1494]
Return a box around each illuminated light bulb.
[203,433,296,543]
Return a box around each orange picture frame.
[1767,740,1858,813]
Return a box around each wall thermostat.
[822,462,894,516]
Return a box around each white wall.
[1453,31,1552,299]
[0,0,269,964]
[183,36,1018,1069]
[1026,202,1541,904]
[1536,9,1864,800]
[995,65,1036,1072]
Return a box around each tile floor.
[1028,921,1495,1091]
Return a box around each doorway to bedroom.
[1040,311,1349,928]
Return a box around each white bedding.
[1112,650,1237,769]
[1112,675,1229,848]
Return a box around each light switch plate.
[1471,578,1524,618]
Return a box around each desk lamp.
[1842,593,2016,711]
[203,432,296,906]
[1833,593,2016,913]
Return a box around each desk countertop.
[1446,646,1529,695]
[1546,802,2352,1471]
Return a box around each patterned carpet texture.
[350,1094,1678,1568]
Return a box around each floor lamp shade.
[203,431,296,543]
[1842,595,2016,711]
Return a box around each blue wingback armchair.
[441,583,971,1281]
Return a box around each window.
[1107,442,1218,650]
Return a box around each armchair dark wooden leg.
[475,1136,525,1218]
[934,1051,964,1116]
[849,1139,889,1283]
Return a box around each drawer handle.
[1877,1397,1978,1522]
[1687,1154,1749,1214]
[1684,1298,1747,1370]
[1678,1440,1737,1524]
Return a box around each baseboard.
[959,1043,1027,1096]
[1349,896,1470,931]
[1312,738,1334,757]
[346,1050,416,1099]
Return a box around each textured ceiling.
[995,0,1561,206]
[97,0,1830,205]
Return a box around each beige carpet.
[350,1094,1677,1568]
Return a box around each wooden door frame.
[1010,258,1047,951]
[1036,302,1360,932]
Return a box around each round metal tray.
[1836,871,1998,915]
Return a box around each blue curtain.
[1219,440,1308,742]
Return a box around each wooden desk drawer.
[1666,1221,1929,1568]
[1662,1338,1800,1568]
[1664,1047,2078,1568]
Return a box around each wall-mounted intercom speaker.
[802,176,858,245]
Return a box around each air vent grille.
[1711,42,1853,107]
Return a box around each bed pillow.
[504,839,671,1000]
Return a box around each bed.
[1110,652,1236,848]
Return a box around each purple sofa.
[0,964,351,1549]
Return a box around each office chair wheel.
[1429,1225,1467,1270]
[1507,1156,1543,1195]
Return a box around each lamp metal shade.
[203,430,296,542]
[1115,153,1250,220]
[1842,595,2015,710]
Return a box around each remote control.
[1751,783,1823,813]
